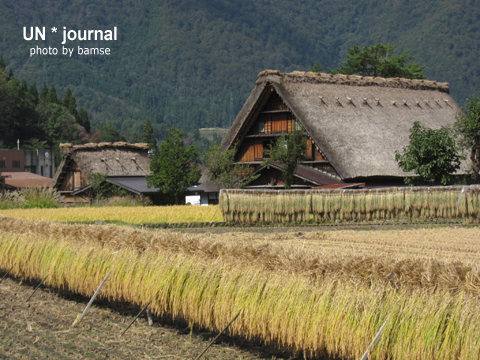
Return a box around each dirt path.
[176,221,465,235]
[0,277,310,360]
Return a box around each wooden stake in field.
[0,264,15,285]
[26,275,48,302]
[72,269,112,327]
[193,308,243,360]
[119,297,154,337]
[360,317,389,360]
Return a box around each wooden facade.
[235,88,326,165]
[61,161,89,191]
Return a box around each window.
[12,160,21,168]
[258,121,265,133]
[0,161,5,168]
[295,120,302,131]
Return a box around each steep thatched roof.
[222,70,466,180]
[53,142,151,187]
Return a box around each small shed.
[187,180,222,205]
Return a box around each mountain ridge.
[0,0,478,140]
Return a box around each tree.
[77,107,91,133]
[331,43,426,79]
[89,173,127,199]
[63,88,78,118]
[23,138,49,150]
[130,130,140,143]
[0,69,41,148]
[39,83,48,102]
[141,118,157,151]
[147,127,201,204]
[263,130,307,189]
[310,61,323,73]
[45,85,59,104]
[36,102,81,144]
[454,95,480,183]
[92,125,127,143]
[28,84,39,106]
[395,122,463,185]
[204,144,259,188]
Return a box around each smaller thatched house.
[51,142,161,203]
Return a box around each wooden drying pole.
[193,308,243,360]
[26,275,48,302]
[72,270,112,327]
[119,297,155,337]
[360,317,389,360]
[0,264,15,285]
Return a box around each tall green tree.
[0,69,40,147]
[63,88,78,118]
[204,144,259,188]
[77,107,91,133]
[395,122,463,185]
[147,127,201,204]
[39,83,48,102]
[28,84,39,105]
[454,95,480,183]
[45,85,59,104]
[263,130,307,189]
[141,118,157,151]
[36,102,81,144]
[331,43,426,79]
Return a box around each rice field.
[1,216,480,359]
[220,186,480,224]
[0,205,222,224]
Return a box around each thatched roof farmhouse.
[51,142,160,203]
[220,70,466,187]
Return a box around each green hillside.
[1,0,479,140]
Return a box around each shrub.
[90,194,153,207]
[0,187,61,209]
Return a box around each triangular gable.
[223,82,325,152]
[51,155,89,192]
[222,82,339,177]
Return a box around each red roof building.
[2,172,53,189]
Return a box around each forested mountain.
[0,0,479,141]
